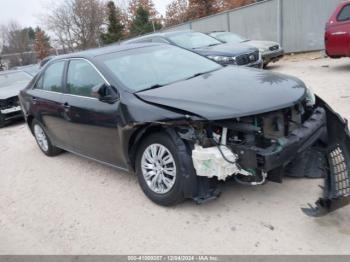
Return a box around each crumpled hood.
[136,66,306,120]
[0,84,24,100]
[247,40,280,50]
[195,42,258,57]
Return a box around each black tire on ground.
[0,113,5,128]
[263,62,269,69]
[135,132,186,206]
[31,119,63,157]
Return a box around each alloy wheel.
[34,124,49,152]
[141,143,177,194]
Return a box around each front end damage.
[175,96,350,217]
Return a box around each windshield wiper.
[186,72,207,80]
[139,84,164,92]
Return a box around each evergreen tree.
[129,5,161,36]
[165,0,189,27]
[26,27,36,42]
[101,1,125,44]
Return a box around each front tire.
[0,113,5,128]
[31,119,62,157]
[136,132,186,206]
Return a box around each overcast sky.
[0,0,172,28]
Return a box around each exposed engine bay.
[175,97,350,217]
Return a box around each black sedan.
[123,31,263,68]
[0,70,34,127]
[19,43,350,216]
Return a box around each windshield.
[168,32,222,49]
[210,32,248,44]
[98,45,222,92]
[0,71,32,88]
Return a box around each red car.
[325,0,350,58]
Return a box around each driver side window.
[35,61,65,92]
[67,60,105,98]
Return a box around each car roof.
[123,30,195,44]
[49,42,164,62]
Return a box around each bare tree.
[44,0,106,51]
[165,0,189,27]
[217,0,255,11]
[186,0,219,20]
[0,21,36,66]
[1,21,31,54]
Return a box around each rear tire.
[31,119,62,157]
[135,132,186,206]
[0,113,5,128]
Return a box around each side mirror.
[91,83,119,104]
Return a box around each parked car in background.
[325,0,350,58]
[19,43,350,216]
[0,70,33,127]
[208,31,284,68]
[123,31,263,68]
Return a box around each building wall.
[282,0,340,52]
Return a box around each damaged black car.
[19,43,350,216]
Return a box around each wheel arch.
[127,124,166,171]
[127,124,204,200]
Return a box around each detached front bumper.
[301,98,350,217]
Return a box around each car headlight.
[306,87,316,106]
[207,55,234,64]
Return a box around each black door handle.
[63,102,71,110]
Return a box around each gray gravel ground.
[1,53,350,255]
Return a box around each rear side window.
[37,61,65,92]
[337,4,350,22]
[67,60,104,98]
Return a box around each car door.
[62,58,125,168]
[27,60,72,149]
[327,3,350,56]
